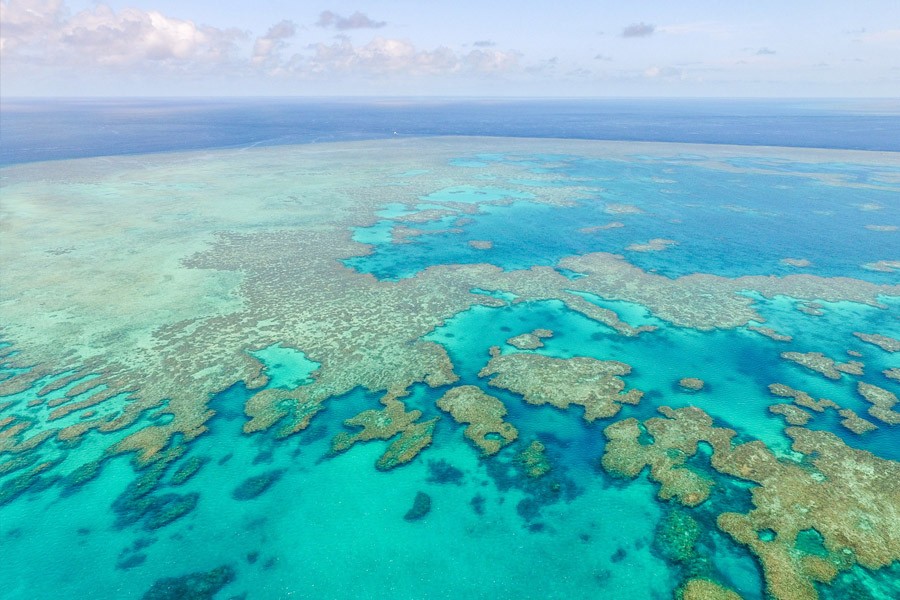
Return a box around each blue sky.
[1,0,898,96]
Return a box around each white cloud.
[656,22,734,38]
[1,0,243,68]
[316,10,385,31]
[295,36,519,77]
[859,29,900,44]
[643,65,683,80]
[253,20,296,65]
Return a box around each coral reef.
[517,440,551,478]
[603,405,900,600]
[404,491,431,521]
[768,383,876,435]
[857,382,900,425]
[604,204,644,215]
[796,302,824,316]
[578,222,624,233]
[655,509,702,563]
[435,385,518,455]
[479,353,642,422]
[837,409,877,434]
[601,407,726,507]
[679,378,705,391]
[468,240,493,250]
[141,565,235,600]
[505,328,553,350]
[768,404,812,425]
[780,352,863,380]
[2,138,900,599]
[864,225,899,231]
[862,260,900,272]
[426,459,463,485]
[170,456,207,486]
[768,384,838,412]
[330,394,439,470]
[747,325,792,342]
[232,470,283,501]
[852,332,900,352]
[678,578,743,600]
[626,239,679,252]
[392,208,458,224]
[781,258,811,268]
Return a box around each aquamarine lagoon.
[1,137,899,600]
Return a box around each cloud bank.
[253,20,297,64]
[621,23,655,38]
[1,0,242,68]
[298,37,519,77]
[316,10,386,30]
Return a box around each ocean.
[0,99,898,600]
[2,98,900,167]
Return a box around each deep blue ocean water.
[2,97,899,166]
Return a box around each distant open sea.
[1,97,898,165]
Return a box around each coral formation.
[141,565,235,600]
[780,352,863,380]
[768,383,876,435]
[862,260,900,272]
[404,491,431,521]
[435,385,518,455]
[655,509,702,563]
[678,578,743,600]
[679,378,705,391]
[601,407,725,507]
[170,456,207,486]
[468,240,493,250]
[479,353,642,421]
[747,325,792,342]
[796,302,824,316]
[505,328,553,350]
[781,258,811,267]
[857,382,900,425]
[578,222,624,233]
[603,405,900,600]
[626,239,679,252]
[768,404,812,425]
[330,394,439,470]
[232,470,283,501]
[837,409,877,434]
[768,384,839,412]
[517,440,551,478]
[604,204,644,215]
[852,332,900,352]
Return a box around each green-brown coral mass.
[479,353,643,421]
[602,405,900,600]
[436,385,518,455]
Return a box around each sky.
[1,0,899,97]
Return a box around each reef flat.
[1,137,899,599]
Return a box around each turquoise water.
[346,154,900,283]
[1,143,899,600]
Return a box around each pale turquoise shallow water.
[1,147,899,600]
